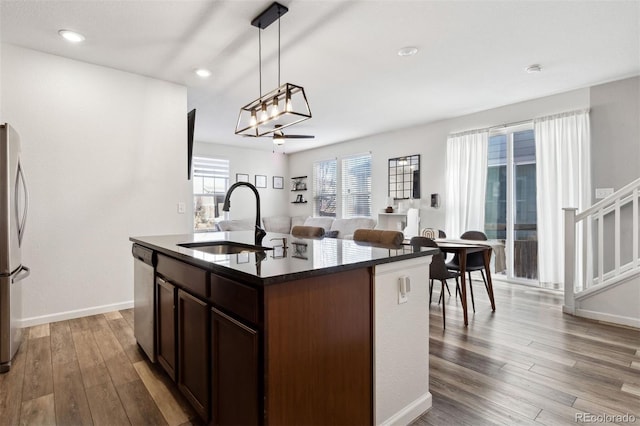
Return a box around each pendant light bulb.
[260,103,268,122]
[250,110,257,127]
[271,97,279,118]
[285,90,292,112]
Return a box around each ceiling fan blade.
[277,134,315,139]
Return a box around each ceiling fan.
[265,124,315,145]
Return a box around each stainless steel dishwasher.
[132,244,156,362]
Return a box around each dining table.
[433,239,498,326]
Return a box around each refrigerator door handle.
[15,161,28,246]
[11,265,30,283]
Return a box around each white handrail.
[576,177,640,220]
[564,177,640,309]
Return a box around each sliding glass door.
[485,127,538,282]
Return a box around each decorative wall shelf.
[291,176,307,191]
[291,176,308,203]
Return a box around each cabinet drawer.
[157,254,208,299]
[209,274,258,324]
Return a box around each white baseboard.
[573,308,640,329]
[378,392,432,426]
[18,300,134,328]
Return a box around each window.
[342,153,372,218]
[485,127,537,280]
[312,159,337,217]
[193,156,229,231]
[312,153,372,219]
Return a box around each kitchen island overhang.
[130,231,437,425]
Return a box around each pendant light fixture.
[235,2,312,137]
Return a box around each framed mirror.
[388,154,420,200]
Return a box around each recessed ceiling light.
[58,29,85,43]
[397,46,418,57]
[195,68,212,78]
[525,64,542,73]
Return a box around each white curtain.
[535,110,591,286]
[445,130,489,239]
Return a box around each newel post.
[563,208,578,314]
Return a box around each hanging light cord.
[278,15,281,87]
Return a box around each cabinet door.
[177,289,210,421]
[156,277,176,380]
[211,308,259,426]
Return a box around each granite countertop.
[130,231,438,286]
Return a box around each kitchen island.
[130,231,437,425]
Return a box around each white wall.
[288,88,589,232]
[1,45,191,325]
[194,142,289,222]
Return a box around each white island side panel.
[374,256,432,425]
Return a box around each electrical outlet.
[177,202,186,214]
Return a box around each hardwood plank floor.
[0,279,637,425]
[415,279,640,425]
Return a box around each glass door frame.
[489,123,539,286]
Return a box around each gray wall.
[590,76,640,190]
[590,76,640,271]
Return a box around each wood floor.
[415,279,640,426]
[0,279,638,426]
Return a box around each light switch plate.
[595,188,614,199]
[177,202,186,214]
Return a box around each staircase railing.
[563,177,640,313]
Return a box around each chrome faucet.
[222,182,267,246]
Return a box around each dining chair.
[419,228,447,239]
[445,230,488,312]
[410,236,460,329]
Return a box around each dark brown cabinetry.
[177,289,210,421]
[211,308,259,426]
[156,277,176,380]
[150,251,373,425]
[155,253,259,424]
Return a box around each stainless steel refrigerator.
[0,123,30,373]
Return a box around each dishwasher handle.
[132,244,156,266]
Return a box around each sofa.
[217,215,376,239]
[264,215,376,239]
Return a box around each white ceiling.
[2,0,639,153]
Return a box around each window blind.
[341,153,371,218]
[192,156,230,194]
[312,159,337,217]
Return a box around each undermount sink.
[178,241,273,255]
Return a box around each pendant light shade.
[235,2,312,138]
